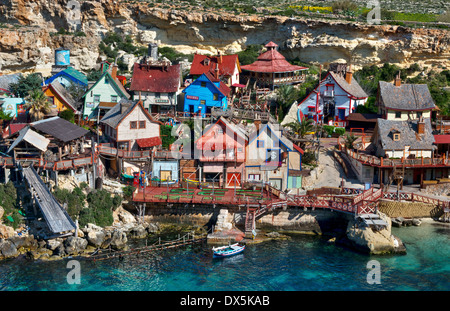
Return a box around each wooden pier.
[89,232,207,262]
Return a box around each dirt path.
[302,148,363,190]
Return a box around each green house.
[82,67,130,121]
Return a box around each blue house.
[43,67,88,88]
[182,72,230,116]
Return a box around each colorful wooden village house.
[42,80,80,116]
[82,64,130,121]
[195,117,247,188]
[182,72,231,117]
[188,52,241,87]
[297,63,368,126]
[130,56,181,115]
[240,41,308,89]
[246,122,304,190]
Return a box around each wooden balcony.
[341,145,450,168]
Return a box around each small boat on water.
[212,243,245,258]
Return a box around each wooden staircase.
[243,200,287,239]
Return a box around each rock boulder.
[64,236,88,255]
[0,239,18,259]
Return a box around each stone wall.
[378,200,442,218]
[130,203,351,234]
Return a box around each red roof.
[189,54,240,77]
[433,135,450,144]
[130,63,181,93]
[2,123,27,139]
[241,48,307,73]
[136,136,162,148]
[293,144,304,155]
[204,72,231,97]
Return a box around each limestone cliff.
[0,0,448,75]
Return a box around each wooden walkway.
[22,166,76,235]
[89,232,206,262]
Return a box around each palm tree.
[25,89,52,121]
[344,133,358,149]
[276,85,299,122]
[285,118,314,149]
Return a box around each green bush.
[77,189,122,228]
[59,109,75,123]
[335,127,345,136]
[302,151,316,166]
[323,125,334,136]
[0,182,21,229]
[53,187,86,219]
[122,185,135,199]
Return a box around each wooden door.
[226,173,241,188]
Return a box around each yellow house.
[42,80,79,115]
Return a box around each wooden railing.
[341,145,450,167]
[0,156,93,170]
[382,191,450,209]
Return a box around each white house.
[100,100,161,151]
[288,64,368,127]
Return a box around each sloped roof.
[61,67,88,85]
[2,123,27,139]
[195,116,248,149]
[136,136,162,148]
[7,127,50,153]
[100,100,161,129]
[82,70,130,100]
[99,100,133,128]
[241,45,307,73]
[379,81,435,111]
[46,80,79,111]
[433,135,450,145]
[0,73,22,91]
[329,72,368,99]
[190,54,240,77]
[346,113,382,122]
[204,72,231,97]
[248,122,304,154]
[30,116,89,143]
[376,118,435,151]
[130,62,181,93]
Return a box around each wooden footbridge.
[89,232,207,262]
[21,166,77,238]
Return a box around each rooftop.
[379,81,435,111]
[130,62,181,93]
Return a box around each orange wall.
[43,87,71,112]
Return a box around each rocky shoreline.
[1,204,446,261]
[0,206,206,262]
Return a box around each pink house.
[195,117,248,188]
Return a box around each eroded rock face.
[0,0,448,75]
[346,212,405,255]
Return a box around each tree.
[285,118,314,149]
[276,85,300,122]
[24,89,52,121]
[59,109,75,123]
[344,133,358,149]
[237,44,262,66]
[9,73,43,98]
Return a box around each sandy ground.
[302,147,364,190]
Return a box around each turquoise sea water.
[0,221,449,291]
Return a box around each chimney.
[148,43,158,60]
[345,64,353,84]
[217,50,222,64]
[394,72,401,87]
[120,103,128,114]
[417,116,425,135]
[254,118,261,131]
[111,64,118,80]
[214,63,220,80]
